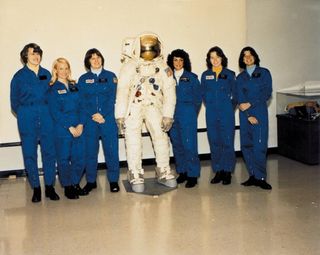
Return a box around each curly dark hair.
[167,49,192,72]
[238,46,260,69]
[20,43,43,64]
[84,48,105,70]
[206,46,228,69]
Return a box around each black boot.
[211,171,224,184]
[45,185,60,201]
[241,176,257,186]
[65,186,79,199]
[222,172,232,185]
[32,186,41,203]
[73,184,89,196]
[176,172,187,184]
[255,179,272,190]
[110,182,120,192]
[82,181,97,193]
[185,177,198,188]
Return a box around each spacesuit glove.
[161,117,174,132]
[116,118,126,134]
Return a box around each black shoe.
[83,181,97,193]
[222,172,232,185]
[241,176,257,186]
[64,186,79,199]
[73,184,89,196]
[45,185,60,201]
[110,182,120,192]
[255,179,272,190]
[185,177,197,188]
[211,171,224,184]
[176,172,187,184]
[32,187,41,203]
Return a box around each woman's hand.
[248,116,258,125]
[92,113,105,124]
[239,102,251,111]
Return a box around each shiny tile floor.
[0,155,319,255]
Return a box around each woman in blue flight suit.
[10,43,59,202]
[48,58,88,199]
[236,46,272,190]
[167,49,202,188]
[201,46,236,185]
[78,48,120,193]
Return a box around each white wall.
[246,0,320,148]
[0,0,246,171]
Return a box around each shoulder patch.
[113,77,118,84]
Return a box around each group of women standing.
[167,46,272,190]
[10,42,272,203]
[11,44,120,203]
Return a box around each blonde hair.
[50,57,76,85]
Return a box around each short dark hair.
[238,46,260,69]
[20,43,43,64]
[206,46,228,69]
[167,49,192,72]
[84,48,105,70]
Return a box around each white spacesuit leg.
[144,105,177,188]
[124,103,145,192]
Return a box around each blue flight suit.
[10,65,56,188]
[236,66,272,179]
[48,81,85,187]
[201,68,236,173]
[78,69,119,183]
[169,70,202,178]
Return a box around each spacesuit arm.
[115,61,136,119]
[161,67,176,118]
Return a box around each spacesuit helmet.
[140,34,161,61]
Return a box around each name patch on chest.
[85,79,95,84]
[180,77,190,82]
[206,75,215,80]
[57,89,67,94]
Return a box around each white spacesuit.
[115,32,177,193]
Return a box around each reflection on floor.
[0,155,319,255]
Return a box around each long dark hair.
[167,49,192,72]
[206,46,228,69]
[238,46,260,69]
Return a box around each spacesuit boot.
[155,166,177,188]
[127,168,145,193]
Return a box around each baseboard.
[0,147,278,178]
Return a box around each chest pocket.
[177,77,193,101]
